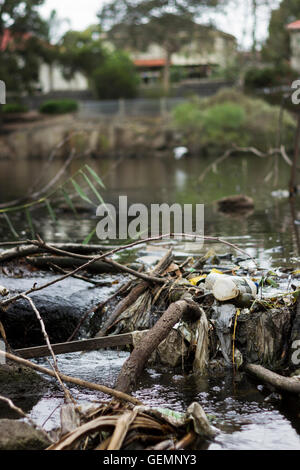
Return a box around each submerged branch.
[245,364,300,395]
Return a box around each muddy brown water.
[0,154,300,450]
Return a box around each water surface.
[0,153,300,450]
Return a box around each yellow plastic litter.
[189,275,206,286]
[210,268,223,274]
[293,270,300,275]
[232,309,241,367]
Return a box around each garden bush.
[2,103,28,114]
[39,99,78,115]
[172,88,296,154]
[93,51,140,100]
[244,64,297,90]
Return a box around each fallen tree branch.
[96,249,173,337]
[28,239,165,284]
[199,144,293,183]
[0,242,114,264]
[115,298,202,393]
[0,349,142,406]
[1,233,257,309]
[49,263,112,286]
[67,276,137,342]
[245,363,300,395]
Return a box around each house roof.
[287,20,300,30]
[0,29,32,51]
[134,59,168,68]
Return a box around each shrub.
[39,99,78,115]
[244,64,297,90]
[2,103,28,114]
[172,88,296,153]
[93,51,140,100]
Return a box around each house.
[287,20,300,71]
[0,28,89,94]
[128,27,237,84]
[39,63,88,94]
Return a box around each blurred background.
[0,0,300,268]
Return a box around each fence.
[22,79,235,117]
[78,97,186,118]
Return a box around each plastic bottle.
[212,276,257,302]
[204,272,225,291]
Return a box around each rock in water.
[0,420,51,450]
[217,195,254,214]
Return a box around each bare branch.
[21,294,74,404]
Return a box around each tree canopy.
[98,0,229,91]
[59,26,106,81]
[0,0,49,93]
[263,0,300,64]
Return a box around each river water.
[0,153,300,450]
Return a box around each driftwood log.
[96,249,174,337]
[245,364,300,394]
[115,298,202,393]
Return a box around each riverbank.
[0,114,177,160]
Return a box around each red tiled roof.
[287,20,300,30]
[134,59,168,67]
[0,29,32,51]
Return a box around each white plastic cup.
[212,276,257,302]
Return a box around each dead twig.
[29,238,164,284]
[0,349,142,406]
[21,294,74,404]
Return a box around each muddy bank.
[0,114,177,160]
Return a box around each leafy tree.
[59,26,105,84]
[98,0,229,93]
[0,0,49,93]
[263,0,300,64]
[93,50,140,99]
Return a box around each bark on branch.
[245,364,300,395]
[115,298,202,393]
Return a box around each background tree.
[98,0,230,93]
[93,50,140,99]
[263,0,300,64]
[59,25,106,88]
[0,0,49,94]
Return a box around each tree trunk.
[290,113,300,196]
[251,0,258,53]
[163,50,172,95]
[115,299,201,393]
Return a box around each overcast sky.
[39,0,280,50]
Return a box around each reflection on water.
[0,153,300,449]
[0,154,299,268]
[7,350,299,450]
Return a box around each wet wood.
[15,332,134,359]
[96,249,174,337]
[0,243,114,264]
[245,363,300,395]
[115,298,201,393]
